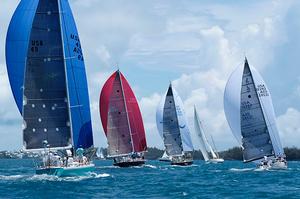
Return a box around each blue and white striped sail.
[156,84,194,156]
[224,59,284,162]
[6,0,93,150]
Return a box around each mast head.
[244,56,249,66]
[168,81,173,88]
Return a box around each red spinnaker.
[100,71,147,153]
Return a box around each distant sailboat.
[156,83,194,166]
[159,151,171,162]
[100,70,147,167]
[6,0,95,176]
[96,148,105,160]
[224,58,287,170]
[194,106,224,163]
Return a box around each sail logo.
[70,34,84,61]
[176,106,183,116]
[256,84,269,97]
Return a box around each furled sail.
[100,70,147,157]
[224,58,284,162]
[6,0,93,150]
[156,84,193,156]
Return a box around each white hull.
[271,161,287,170]
[209,158,224,164]
[257,159,287,170]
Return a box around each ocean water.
[0,159,299,199]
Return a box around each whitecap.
[144,164,157,169]
[229,168,253,172]
[0,175,25,181]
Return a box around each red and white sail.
[100,70,147,157]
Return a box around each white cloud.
[277,108,300,147]
[139,93,164,148]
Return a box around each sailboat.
[96,148,105,160]
[159,151,171,162]
[99,70,147,167]
[194,106,224,163]
[156,83,194,166]
[6,0,95,176]
[224,58,287,170]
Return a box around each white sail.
[156,92,166,139]
[224,58,284,162]
[194,107,209,161]
[161,151,169,159]
[209,136,219,159]
[172,87,194,152]
[194,107,218,160]
[250,66,284,156]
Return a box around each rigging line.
[59,1,86,138]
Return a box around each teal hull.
[36,164,95,177]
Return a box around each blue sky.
[1,0,300,151]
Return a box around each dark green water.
[0,159,299,198]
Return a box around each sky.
[1,0,300,151]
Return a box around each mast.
[58,0,74,150]
[118,70,135,153]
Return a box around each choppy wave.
[229,168,253,172]
[0,172,111,182]
[143,164,157,169]
[0,174,24,180]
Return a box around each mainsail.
[100,70,147,157]
[156,84,193,156]
[194,106,217,161]
[6,0,93,150]
[224,58,284,162]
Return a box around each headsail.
[194,107,209,161]
[100,70,147,157]
[6,0,93,150]
[224,58,284,162]
[194,107,217,160]
[156,84,193,156]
